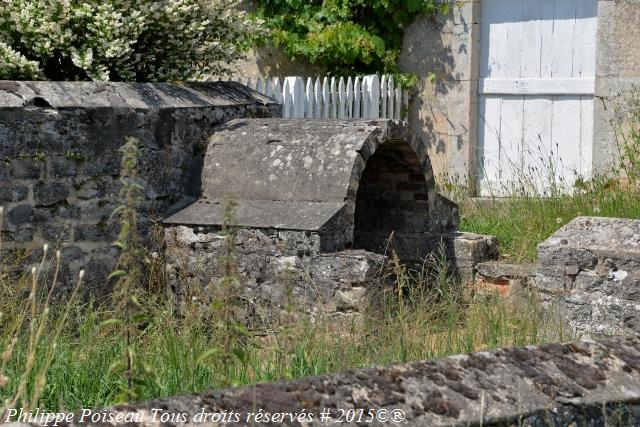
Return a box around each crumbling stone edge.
[12,335,640,426]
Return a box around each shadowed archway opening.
[353,141,431,259]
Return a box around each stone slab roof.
[165,118,444,233]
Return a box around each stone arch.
[352,140,432,253]
[342,121,457,260]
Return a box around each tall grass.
[0,240,567,411]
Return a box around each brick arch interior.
[353,141,430,256]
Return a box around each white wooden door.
[477,0,597,196]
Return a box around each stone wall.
[398,0,480,189]
[536,216,640,338]
[164,226,387,326]
[0,81,279,293]
[21,335,640,426]
[593,0,640,176]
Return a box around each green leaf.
[108,270,127,280]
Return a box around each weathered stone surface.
[164,226,386,324]
[535,216,640,337]
[19,336,640,426]
[0,81,279,290]
[34,181,69,206]
[0,184,28,202]
[399,1,481,187]
[592,0,640,175]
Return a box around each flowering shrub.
[0,0,260,81]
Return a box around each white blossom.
[0,0,262,81]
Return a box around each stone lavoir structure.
[0,81,495,316]
[163,119,497,322]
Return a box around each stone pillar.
[399,0,481,192]
[592,0,640,175]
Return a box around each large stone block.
[535,216,640,337]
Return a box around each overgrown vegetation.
[0,0,259,81]
[254,0,451,76]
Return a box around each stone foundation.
[164,226,387,326]
[164,225,501,326]
[536,216,640,337]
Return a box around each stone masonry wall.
[536,216,640,338]
[593,0,640,176]
[0,81,279,293]
[164,225,387,327]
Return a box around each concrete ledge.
[15,336,640,426]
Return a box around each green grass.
[458,179,640,262]
[458,86,640,262]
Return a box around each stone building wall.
[398,0,481,189]
[398,0,640,192]
[0,81,279,293]
[593,0,640,175]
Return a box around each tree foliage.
[0,0,261,81]
[255,0,449,75]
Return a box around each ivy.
[255,0,450,77]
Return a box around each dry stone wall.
[165,226,387,325]
[0,81,279,293]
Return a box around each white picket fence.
[231,75,408,120]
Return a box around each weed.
[104,137,155,402]
[65,151,88,162]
